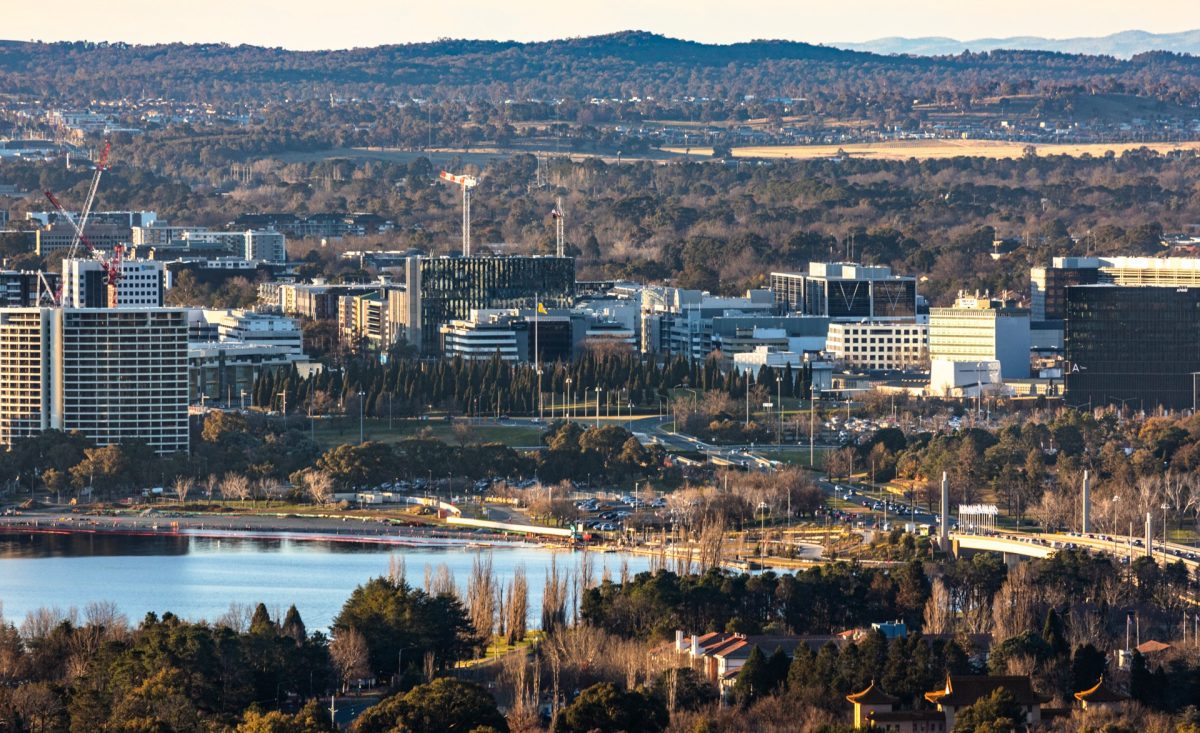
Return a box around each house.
[1073,676,1129,712]
[924,675,1050,730]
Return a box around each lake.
[0,532,652,631]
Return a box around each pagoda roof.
[925,675,1049,707]
[847,681,900,706]
[1073,677,1128,704]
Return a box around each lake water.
[0,532,651,631]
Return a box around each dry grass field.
[664,139,1200,161]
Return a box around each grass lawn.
[304,417,546,448]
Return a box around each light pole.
[358,390,365,444]
[1161,502,1170,559]
[776,374,782,449]
[277,391,287,430]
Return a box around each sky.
[3,0,1198,50]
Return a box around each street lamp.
[358,390,365,444]
[1161,502,1170,559]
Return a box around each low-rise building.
[826,321,929,371]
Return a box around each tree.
[237,700,331,733]
[557,682,667,733]
[352,677,508,733]
[330,628,371,691]
[222,473,252,504]
[172,476,194,504]
[951,688,1024,733]
[732,646,773,706]
[293,469,334,505]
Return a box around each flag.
[537,303,548,315]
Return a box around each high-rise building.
[771,263,918,321]
[0,308,189,453]
[929,292,1030,379]
[243,230,287,262]
[1032,256,1200,322]
[397,255,574,354]
[62,259,165,308]
[1065,285,1200,410]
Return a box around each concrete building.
[929,292,1030,379]
[280,282,380,320]
[771,262,918,321]
[0,308,188,453]
[188,341,304,406]
[439,314,520,362]
[732,347,835,391]
[35,222,129,255]
[826,321,930,371]
[929,359,1004,399]
[639,287,777,359]
[338,289,406,350]
[243,230,287,262]
[188,309,303,355]
[62,259,165,308]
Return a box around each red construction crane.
[42,140,123,307]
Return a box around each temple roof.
[847,681,900,706]
[1073,676,1128,704]
[925,675,1049,707]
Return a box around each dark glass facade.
[417,256,574,353]
[1065,286,1200,410]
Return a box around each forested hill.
[2,31,1200,103]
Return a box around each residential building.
[929,292,1030,379]
[397,255,574,354]
[280,282,380,320]
[26,210,157,229]
[1065,285,1200,410]
[826,321,930,371]
[243,230,287,262]
[62,258,165,308]
[338,289,404,349]
[771,262,918,321]
[0,308,188,453]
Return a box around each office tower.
[398,255,574,354]
[1065,285,1200,411]
[770,262,917,320]
[929,292,1031,379]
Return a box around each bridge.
[950,530,1199,572]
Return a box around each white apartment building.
[825,321,929,371]
[62,258,165,308]
[929,292,1031,379]
[0,308,189,453]
[243,230,287,262]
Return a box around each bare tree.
[991,564,1039,643]
[171,476,193,504]
[203,473,219,501]
[541,555,568,632]
[330,628,371,692]
[300,469,335,506]
[387,555,407,586]
[923,578,953,634]
[466,554,497,647]
[221,473,251,504]
[507,564,528,645]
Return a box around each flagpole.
[535,292,542,421]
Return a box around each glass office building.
[1065,285,1200,410]
[770,263,917,320]
[401,255,575,353]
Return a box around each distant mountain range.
[836,29,1200,59]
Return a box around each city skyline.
[1,0,1196,50]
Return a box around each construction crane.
[438,170,478,256]
[42,140,123,307]
[550,197,565,257]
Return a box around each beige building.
[826,321,929,371]
[0,308,188,454]
[929,292,1030,379]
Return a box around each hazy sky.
[4,0,1198,50]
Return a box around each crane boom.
[438,170,478,256]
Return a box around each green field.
[299,417,546,448]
